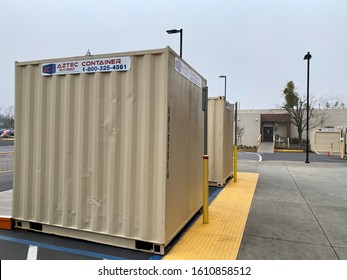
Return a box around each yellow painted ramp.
[163,172,259,260]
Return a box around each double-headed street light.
[303,52,312,164]
[166,28,183,58]
[219,75,227,102]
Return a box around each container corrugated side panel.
[14,51,168,245]
[208,97,233,186]
[165,52,206,243]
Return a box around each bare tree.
[0,106,15,128]
[319,95,346,109]
[236,125,245,145]
[282,81,327,144]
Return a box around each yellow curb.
[163,172,259,260]
[274,149,304,153]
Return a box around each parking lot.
[1,141,347,260]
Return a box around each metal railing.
[274,136,289,149]
[256,134,262,148]
[274,137,310,150]
[0,152,14,173]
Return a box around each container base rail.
[208,173,233,187]
[14,220,166,255]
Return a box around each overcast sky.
[1,0,346,110]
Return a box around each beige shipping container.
[312,128,342,154]
[208,97,234,186]
[13,47,206,254]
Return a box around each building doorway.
[263,126,274,142]
[260,113,291,143]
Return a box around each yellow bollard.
[203,155,209,224]
[233,145,238,182]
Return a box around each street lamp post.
[166,29,183,58]
[234,101,238,182]
[303,52,312,164]
[219,75,227,102]
[235,102,238,146]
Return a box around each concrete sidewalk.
[237,159,347,260]
[257,142,274,153]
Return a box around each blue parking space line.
[148,254,162,260]
[209,187,223,204]
[0,235,128,260]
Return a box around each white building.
[237,109,347,149]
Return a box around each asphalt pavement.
[0,139,14,147]
[0,142,14,192]
[0,173,12,192]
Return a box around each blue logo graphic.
[42,64,56,75]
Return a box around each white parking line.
[245,152,262,162]
[0,170,14,174]
[27,245,38,260]
[257,153,262,162]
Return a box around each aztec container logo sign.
[41,57,131,76]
